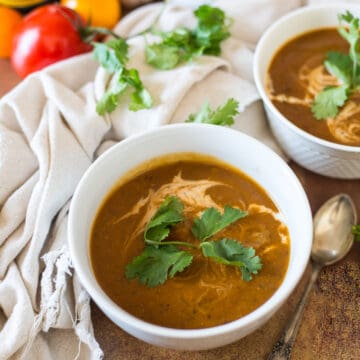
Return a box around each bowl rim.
[253,3,360,154]
[68,123,313,340]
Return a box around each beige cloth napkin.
[0,0,305,358]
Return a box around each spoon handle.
[267,262,322,360]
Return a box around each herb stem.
[145,239,198,249]
[352,46,357,84]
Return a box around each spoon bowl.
[312,194,356,266]
[268,193,356,360]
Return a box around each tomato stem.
[80,26,120,43]
[56,5,119,44]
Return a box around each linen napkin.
[0,0,306,359]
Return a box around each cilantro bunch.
[93,39,153,115]
[125,196,262,287]
[93,5,231,115]
[145,5,231,70]
[312,12,360,120]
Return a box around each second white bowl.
[254,4,360,179]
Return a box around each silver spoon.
[267,193,356,360]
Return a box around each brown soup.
[267,28,360,146]
[90,153,290,329]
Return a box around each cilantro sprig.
[125,196,194,287]
[145,5,231,70]
[352,224,360,242]
[185,99,239,126]
[125,196,261,287]
[93,39,153,115]
[312,11,360,120]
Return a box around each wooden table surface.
[1,57,359,359]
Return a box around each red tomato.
[11,4,92,78]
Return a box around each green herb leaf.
[338,11,360,65]
[121,68,153,111]
[324,51,353,85]
[311,12,360,120]
[96,76,128,115]
[352,224,360,242]
[338,11,360,44]
[311,85,349,120]
[93,39,129,73]
[125,245,193,287]
[144,196,184,245]
[194,4,231,56]
[185,98,239,126]
[93,39,153,114]
[145,5,230,70]
[201,238,262,281]
[191,206,248,242]
[129,87,153,111]
[145,43,180,70]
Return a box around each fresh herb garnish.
[191,205,248,241]
[125,245,193,287]
[94,5,231,114]
[144,196,184,246]
[312,11,360,120]
[200,238,262,281]
[145,5,231,70]
[352,224,360,242]
[125,197,260,287]
[312,85,349,119]
[185,98,239,126]
[93,39,153,114]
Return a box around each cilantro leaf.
[194,4,230,56]
[93,39,153,114]
[185,98,239,126]
[311,85,348,120]
[324,51,352,85]
[96,76,128,115]
[129,87,153,111]
[93,39,128,73]
[191,206,248,242]
[144,196,184,245]
[145,28,195,69]
[121,68,153,111]
[145,5,230,70]
[201,238,262,281]
[352,224,360,242]
[125,245,193,287]
[145,43,180,70]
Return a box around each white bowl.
[253,4,360,179]
[68,124,312,350]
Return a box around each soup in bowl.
[254,4,360,179]
[68,124,312,350]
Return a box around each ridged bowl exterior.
[264,105,360,179]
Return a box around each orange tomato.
[0,6,22,58]
[60,0,121,29]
